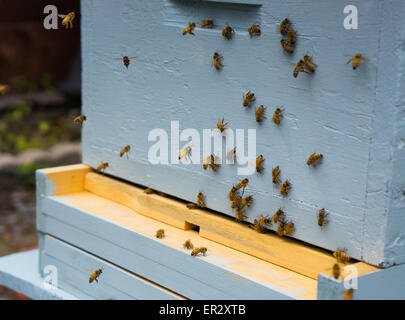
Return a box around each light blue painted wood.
[80,0,405,266]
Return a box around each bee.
[183,239,194,250]
[243,91,255,107]
[222,23,234,40]
[279,18,291,36]
[156,229,165,239]
[258,215,272,226]
[287,28,297,45]
[235,207,247,222]
[113,56,138,69]
[191,247,207,257]
[317,208,328,227]
[292,60,307,78]
[212,52,223,70]
[255,105,267,122]
[229,186,238,201]
[280,180,291,196]
[197,192,206,208]
[236,178,249,190]
[255,155,265,173]
[217,118,228,133]
[203,154,220,172]
[186,203,199,209]
[343,288,355,300]
[89,269,102,284]
[272,209,285,223]
[201,20,214,28]
[226,147,236,162]
[231,196,242,209]
[307,152,323,166]
[59,12,75,29]
[96,162,109,173]
[120,145,130,158]
[144,188,154,194]
[250,219,265,233]
[73,114,86,125]
[241,195,253,208]
[182,22,196,35]
[179,146,192,162]
[248,24,261,37]
[346,54,368,70]
[283,221,295,236]
[303,55,317,73]
[277,221,285,236]
[333,248,351,263]
[0,84,9,95]
[272,107,283,125]
[281,39,294,54]
[332,263,341,280]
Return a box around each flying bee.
[120,145,130,158]
[343,288,355,300]
[292,59,307,78]
[89,269,102,283]
[203,154,220,172]
[236,178,249,190]
[73,114,86,125]
[222,23,234,40]
[345,53,368,70]
[243,91,255,107]
[287,28,297,45]
[332,263,341,280]
[235,207,247,222]
[183,239,194,250]
[272,209,285,223]
[279,18,291,36]
[272,166,281,184]
[96,162,109,173]
[241,195,253,208]
[229,186,238,201]
[333,248,351,263]
[0,84,9,95]
[248,24,261,37]
[113,56,138,69]
[280,180,291,196]
[281,39,294,54]
[144,188,154,194]
[191,247,207,257]
[317,208,328,227]
[226,147,236,162]
[201,20,214,28]
[59,12,75,29]
[156,229,165,239]
[250,219,265,233]
[212,52,223,70]
[307,152,323,166]
[231,196,242,209]
[283,221,295,236]
[182,22,196,35]
[255,155,265,173]
[179,146,192,163]
[217,117,228,133]
[255,105,267,122]
[258,215,272,226]
[197,192,206,208]
[303,55,317,73]
[272,107,283,125]
[277,221,285,236]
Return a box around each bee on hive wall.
[243,91,255,107]
[272,166,281,184]
[280,180,291,196]
[279,18,291,36]
[317,208,329,227]
[183,239,194,250]
[222,23,234,40]
[96,162,109,174]
[59,12,75,29]
[283,221,295,236]
[235,207,247,222]
[333,248,351,263]
[201,20,214,28]
[144,188,154,194]
[156,229,165,239]
[345,54,368,70]
[120,145,131,158]
[231,196,241,209]
[197,192,206,208]
[281,39,294,54]
[250,219,265,233]
[236,178,249,191]
[179,146,192,163]
[272,107,283,125]
[212,52,223,70]
[277,221,285,236]
[287,28,296,45]
[217,118,228,133]
[73,114,86,125]
[203,154,220,172]
[272,208,285,223]
[307,152,323,166]
[229,186,238,201]
[113,56,138,69]
[255,105,267,122]
[183,22,196,35]
[0,84,9,95]
[89,269,102,284]
[241,195,253,208]
[292,60,307,78]
[255,155,265,173]
[303,55,317,73]
[226,147,236,163]
[248,24,261,37]
[191,247,207,257]
[258,215,272,226]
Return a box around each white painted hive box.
[81,0,405,267]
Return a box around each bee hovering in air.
[272,208,285,223]
[280,180,291,196]
[343,288,355,300]
[292,59,308,78]
[272,166,281,184]
[345,53,368,70]
[201,20,214,28]
[279,18,291,36]
[89,269,102,284]
[303,55,317,73]
[212,52,223,70]
[183,239,194,250]
[156,229,165,239]
[243,91,255,107]
[120,145,131,158]
[96,162,109,174]
[281,39,294,54]
[317,208,328,227]
[332,263,341,280]
[307,152,323,166]
[248,24,261,37]
[179,146,192,163]
[333,248,351,263]
[203,154,220,172]
[73,114,86,126]
[183,22,196,35]
[272,107,283,125]
[113,56,138,69]
[222,23,234,40]
[255,155,265,173]
[217,118,228,133]
[255,105,267,122]
[59,12,75,29]
[250,219,265,233]
[0,84,9,95]
[191,247,207,257]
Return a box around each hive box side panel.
[81,0,395,262]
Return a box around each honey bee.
[255,155,265,173]
[243,91,255,107]
[89,269,102,283]
[280,180,291,196]
[272,208,285,223]
[201,20,214,28]
[197,192,206,208]
[236,178,249,190]
[229,186,238,201]
[292,60,307,77]
[191,247,207,257]
[258,215,272,226]
[333,248,351,263]
[226,147,236,162]
[332,263,341,280]
[182,22,196,35]
[317,208,328,227]
[96,162,109,173]
[283,221,295,236]
[231,196,242,209]
[241,195,253,208]
[343,288,355,300]
[235,207,247,222]
[287,28,296,45]
[346,54,368,70]
[303,55,317,73]
[59,12,75,29]
[255,105,267,122]
[272,107,283,125]
[203,154,220,172]
[217,118,228,133]
[186,203,199,209]
[248,24,261,37]
[156,229,165,239]
[272,166,281,184]
[179,146,192,162]
[212,52,223,70]
[250,219,265,233]
[277,221,285,236]
[144,188,154,194]
[307,152,323,166]
[183,239,194,250]
[120,145,130,158]
[113,56,138,69]
[279,18,291,36]
[73,114,86,125]
[0,84,9,95]
[281,39,294,54]
[222,23,234,40]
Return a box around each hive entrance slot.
[185,221,200,233]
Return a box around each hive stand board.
[81,0,405,267]
[38,233,183,300]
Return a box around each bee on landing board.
[191,247,207,257]
[182,22,196,35]
[307,152,323,166]
[89,269,102,284]
[279,18,291,36]
[303,55,318,73]
[183,239,194,250]
[272,208,285,223]
[73,114,86,125]
[272,107,283,125]
[248,24,261,37]
[281,39,294,54]
[272,166,281,184]
[243,91,255,107]
[317,208,328,227]
[113,56,138,69]
[144,188,154,194]
[58,12,75,29]
[222,23,234,40]
[201,20,214,28]
[345,54,368,70]
[217,118,228,133]
[156,229,165,239]
[96,162,109,174]
[212,52,223,70]
[255,155,265,173]
[280,180,291,196]
[120,145,131,158]
[0,84,9,95]
[255,105,267,122]
[333,248,351,263]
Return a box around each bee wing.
[113,58,123,60]
[129,56,138,59]
[58,14,67,18]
